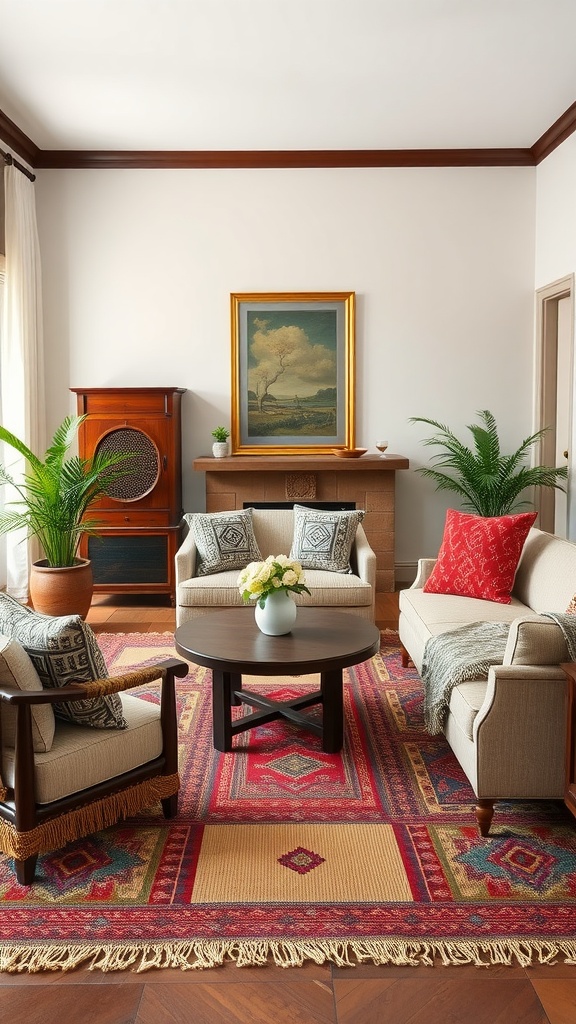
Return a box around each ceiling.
[0,0,576,155]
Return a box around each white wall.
[35,165,536,575]
[536,134,576,289]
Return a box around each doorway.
[535,274,574,537]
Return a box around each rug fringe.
[1,938,576,973]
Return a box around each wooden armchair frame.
[0,657,189,885]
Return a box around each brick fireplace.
[193,453,409,591]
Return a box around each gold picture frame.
[230,291,355,455]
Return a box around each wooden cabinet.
[564,663,576,820]
[71,387,186,604]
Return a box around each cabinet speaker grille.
[96,428,159,501]
[88,535,168,584]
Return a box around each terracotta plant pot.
[29,558,94,619]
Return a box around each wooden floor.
[1,593,575,1023]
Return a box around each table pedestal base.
[212,669,344,753]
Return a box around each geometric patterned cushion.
[289,504,365,574]
[567,593,576,614]
[0,594,126,729]
[423,509,538,605]
[0,633,56,751]
[184,508,262,576]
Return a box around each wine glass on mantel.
[375,440,389,457]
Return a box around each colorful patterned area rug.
[1,629,576,973]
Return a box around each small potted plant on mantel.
[211,426,230,458]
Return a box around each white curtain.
[0,162,46,600]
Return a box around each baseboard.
[395,561,417,586]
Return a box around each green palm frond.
[0,425,43,473]
[0,415,134,567]
[410,410,567,517]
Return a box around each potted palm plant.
[410,409,567,516]
[0,415,134,618]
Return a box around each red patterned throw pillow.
[423,509,537,604]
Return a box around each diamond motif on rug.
[432,824,576,900]
[278,846,326,874]
[0,825,172,904]
[44,840,118,889]
[455,833,576,894]
[266,753,326,780]
[208,690,374,811]
[489,839,557,884]
[215,733,358,804]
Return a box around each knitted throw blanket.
[421,612,576,736]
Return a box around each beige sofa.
[175,507,376,626]
[399,527,576,835]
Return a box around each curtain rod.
[0,147,36,182]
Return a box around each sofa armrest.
[471,663,567,796]
[503,615,569,666]
[352,524,376,618]
[353,524,376,587]
[175,526,198,587]
[410,558,437,589]
[474,662,567,738]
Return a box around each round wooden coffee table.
[174,607,380,753]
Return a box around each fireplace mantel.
[193,453,409,592]
[193,454,408,473]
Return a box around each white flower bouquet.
[237,554,311,609]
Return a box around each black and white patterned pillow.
[289,504,365,574]
[0,594,126,729]
[184,508,262,576]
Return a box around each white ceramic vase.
[212,441,229,458]
[254,589,297,635]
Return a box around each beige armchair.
[175,507,376,626]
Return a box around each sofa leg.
[400,645,411,668]
[476,799,495,837]
[14,854,38,886]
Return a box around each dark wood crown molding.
[32,147,535,169]
[2,103,576,171]
[531,100,576,163]
[0,109,40,167]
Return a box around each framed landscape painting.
[230,292,355,455]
